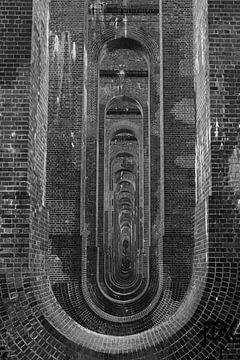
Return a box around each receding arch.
[116,152,134,158]
[88,27,159,63]
[105,95,143,117]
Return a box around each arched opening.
[40,0,212,355]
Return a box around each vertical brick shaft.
[193,0,240,358]
[208,2,240,358]
[0,2,34,356]
[0,1,53,358]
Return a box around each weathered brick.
[0,1,239,359]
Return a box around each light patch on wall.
[175,155,195,168]
[228,146,240,198]
[53,34,60,56]
[171,98,195,124]
[72,42,76,62]
[179,58,194,77]
[194,5,207,76]
[48,254,70,284]
[50,32,66,98]
[176,34,193,77]
[201,20,206,68]
[83,43,88,116]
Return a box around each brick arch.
[105,95,143,117]
[40,0,208,357]
[54,1,208,352]
[88,29,159,63]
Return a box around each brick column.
[194,0,240,358]
[0,0,50,357]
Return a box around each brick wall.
[162,0,196,303]
[0,2,34,356]
[191,1,240,359]
[46,0,85,283]
[207,0,240,358]
[0,0,239,359]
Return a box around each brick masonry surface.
[0,0,239,359]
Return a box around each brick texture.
[0,0,239,359]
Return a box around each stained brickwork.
[206,0,240,358]
[46,0,85,291]
[0,0,239,359]
[162,0,196,303]
[192,1,240,359]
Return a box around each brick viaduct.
[0,0,239,359]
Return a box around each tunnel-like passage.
[46,12,196,333]
[42,0,216,353]
[81,36,165,316]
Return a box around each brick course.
[0,0,239,359]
